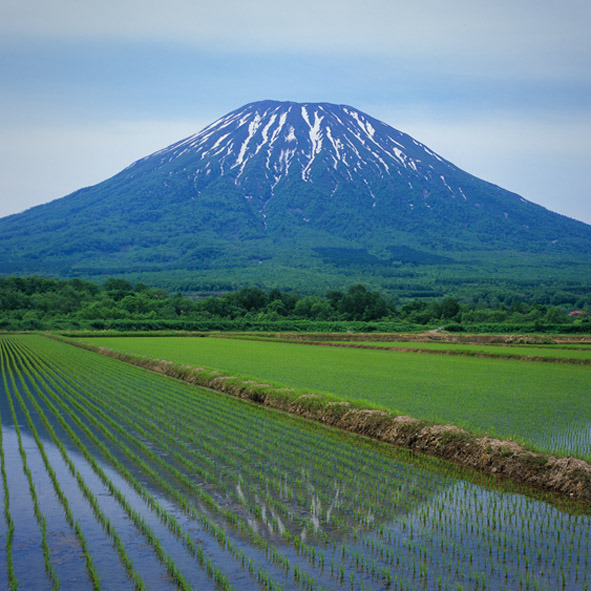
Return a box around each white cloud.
[2,0,589,80]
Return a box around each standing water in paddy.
[1,334,590,591]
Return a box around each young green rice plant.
[0,340,101,590]
[45,344,394,540]
[6,345,194,591]
[79,334,591,460]
[0,364,17,590]
[0,348,60,590]
[27,335,402,591]
[8,335,591,591]
[11,337,285,591]
[33,346,568,588]
[15,340,322,590]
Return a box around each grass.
[79,335,591,460]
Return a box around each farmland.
[1,333,590,590]
[286,340,591,361]
[81,335,591,460]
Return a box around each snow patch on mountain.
[128,100,489,228]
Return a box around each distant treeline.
[0,276,589,333]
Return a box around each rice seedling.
[0,340,102,590]
[1,334,589,591]
[0,349,61,590]
[0,371,17,591]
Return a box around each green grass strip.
[76,334,591,461]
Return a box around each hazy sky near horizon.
[1,0,590,223]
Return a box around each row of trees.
[0,276,588,331]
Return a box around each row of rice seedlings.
[120,378,427,535]
[21,349,308,591]
[20,340,584,588]
[25,336,456,588]
[31,336,408,502]
[72,333,591,458]
[33,338,468,564]
[43,351,308,591]
[46,340,407,535]
[5,338,208,591]
[49,355,315,540]
[70,340,591,588]
[42,344,333,576]
[5,368,147,591]
[18,336,382,591]
[0,347,61,590]
[0,339,102,590]
[37,332,435,515]
[358,479,590,591]
[15,336,591,591]
[12,338,289,591]
[542,424,591,462]
[0,358,18,590]
[27,338,548,552]
[18,343,297,543]
[6,336,454,588]
[35,340,388,548]
[76,346,591,591]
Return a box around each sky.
[1,0,590,224]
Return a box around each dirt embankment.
[57,336,591,506]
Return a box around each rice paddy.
[80,335,591,460]
[229,334,591,361]
[1,334,590,590]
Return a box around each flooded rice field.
[1,335,590,591]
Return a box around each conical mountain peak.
[0,100,589,291]
[139,100,451,198]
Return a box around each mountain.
[1,100,590,296]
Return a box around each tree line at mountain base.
[0,276,589,333]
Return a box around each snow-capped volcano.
[135,100,466,218]
[1,100,590,291]
[153,100,443,181]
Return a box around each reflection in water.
[0,334,589,591]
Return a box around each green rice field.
[242,335,591,361]
[1,334,590,591]
[326,341,591,361]
[81,335,591,460]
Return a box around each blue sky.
[1,0,590,223]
